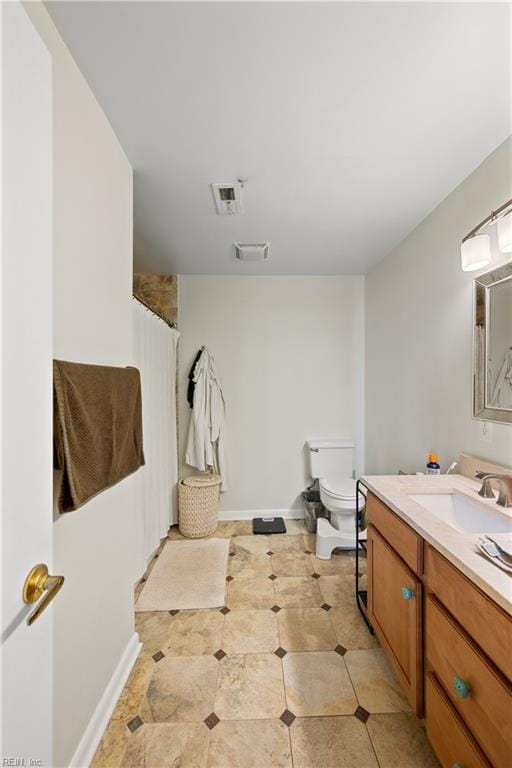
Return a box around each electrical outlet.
[479,421,493,443]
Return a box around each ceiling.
[46,1,511,275]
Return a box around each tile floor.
[92,520,440,768]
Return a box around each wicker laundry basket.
[178,474,222,538]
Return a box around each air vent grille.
[235,243,270,261]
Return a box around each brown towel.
[53,359,144,513]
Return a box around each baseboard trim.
[218,509,305,521]
[70,632,142,768]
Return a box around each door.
[1,3,55,765]
[367,525,422,713]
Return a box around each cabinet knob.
[401,586,415,601]
[453,676,471,699]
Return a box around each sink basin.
[409,493,512,534]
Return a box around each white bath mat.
[135,538,229,611]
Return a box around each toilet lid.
[321,476,357,499]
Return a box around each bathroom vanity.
[362,474,512,768]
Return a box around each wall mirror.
[473,261,512,424]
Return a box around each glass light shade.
[497,210,512,253]
[460,234,491,272]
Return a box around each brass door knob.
[23,564,64,626]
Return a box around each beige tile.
[367,713,441,768]
[277,608,337,652]
[309,551,357,576]
[273,577,322,609]
[223,609,279,654]
[133,274,178,325]
[135,612,175,656]
[144,552,161,578]
[134,580,145,601]
[318,575,353,606]
[215,654,285,720]
[321,574,379,650]
[122,723,209,768]
[283,652,357,716]
[344,649,411,713]
[164,610,224,656]
[168,525,185,540]
[290,716,379,768]
[111,656,154,722]
[268,534,308,553]
[134,273,176,292]
[227,577,275,610]
[229,554,272,579]
[329,605,379,650]
[231,535,271,556]
[284,519,307,535]
[91,720,129,768]
[207,719,292,768]
[214,521,253,538]
[232,521,254,536]
[272,553,312,577]
[303,533,316,551]
[141,655,218,722]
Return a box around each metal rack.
[355,478,374,634]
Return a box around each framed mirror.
[473,261,512,424]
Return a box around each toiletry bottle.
[426,453,441,475]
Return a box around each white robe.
[491,349,512,409]
[185,349,228,491]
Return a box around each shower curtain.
[132,298,180,577]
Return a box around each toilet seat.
[320,475,357,500]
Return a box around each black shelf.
[355,479,374,634]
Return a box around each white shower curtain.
[132,298,180,577]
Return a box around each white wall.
[178,276,365,514]
[366,137,512,475]
[24,6,137,767]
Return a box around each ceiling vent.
[211,182,243,215]
[235,242,270,262]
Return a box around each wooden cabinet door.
[368,524,422,713]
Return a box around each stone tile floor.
[92,520,440,768]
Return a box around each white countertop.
[361,473,512,615]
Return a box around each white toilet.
[306,439,366,558]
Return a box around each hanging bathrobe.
[491,349,512,409]
[185,349,228,490]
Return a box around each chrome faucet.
[475,472,512,508]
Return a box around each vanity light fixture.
[461,197,512,271]
[497,210,512,253]
[460,234,491,272]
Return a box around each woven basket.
[178,474,222,538]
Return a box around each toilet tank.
[306,439,355,479]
